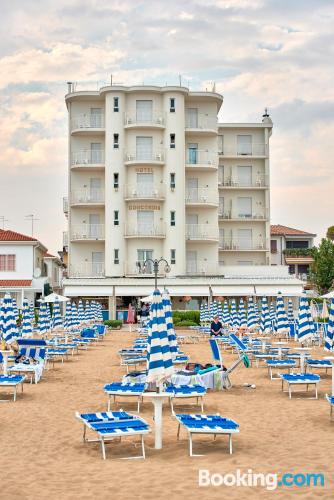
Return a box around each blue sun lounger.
[280,373,320,399]
[8,339,47,383]
[175,413,240,456]
[75,410,150,459]
[266,359,296,380]
[166,384,206,413]
[0,375,26,401]
[104,383,146,412]
[306,359,332,374]
[326,395,334,420]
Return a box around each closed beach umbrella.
[247,297,258,329]
[52,297,63,330]
[217,302,223,321]
[38,302,49,335]
[0,293,19,344]
[298,293,314,344]
[324,298,334,352]
[260,297,271,333]
[64,300,72,331]
[322,300,329,320]
[22,298,33,337]
[162,290,178,356]
[288,299,294,322]
[222,301,230,325]
[84,301,92,322]
[254,300,260,324]
[78,299,85,324]
[210,300,218,320]
[230,299,237,327]
[238,298,247,328]
[310,300,319,320]
[270,302,277,332]
[199,303,205,323]
[97,302,104,322]
[276,293,289,333]
[71,302,80,328]
[12,297,19,323]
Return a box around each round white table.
[142,392,170,450]
[0,350,12,376]
[273,341,288,359]
[324,357,334,395]
[293,347,310,373]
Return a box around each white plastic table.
[294,347,310,373]
[142,392,170,450]
[273,341,288,359]
[0,350,12,376]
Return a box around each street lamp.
[136,258,171,289]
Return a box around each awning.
[115,286,155,297]
[165,286,210,297]
[255,285,303,297]
[211,285,255,296]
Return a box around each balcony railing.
[63,231,68,247]
[63,196,68,214]
[71,113,105,131]
[124,184,166,200]
[218,211,268,220]
[220,144,267,156]
[124,223,165,238]
[185,224,218,241]
[124,109,165,127]
[70,262,105,278]
[185,149,217,166]
[219,239,267,251]
[71,224,105,240]
[185,188,218,205]
[71,188,105,204]
[71,150,105,165]
[218,175,269,188]
[185,114,217,131]
[186,261,219,275]
[124,149,165,163]
[125,262,168,277]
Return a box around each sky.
[0,0,333,253]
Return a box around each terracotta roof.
[271,224,315,236]
[0,229,37,242]
[0,280,32,287]
[44,252,55,258]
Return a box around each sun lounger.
[209,336,250,389]
[173,355,189,365]
[8,339,47,383]
[266,359,296,380]
[104,382,146,412]
[75,410,150,459]
[166,385,206,413]
[306,359,332,374]
[280,373,320,399]
[175,413,239,456]
[0,375,26,401]
[326,395,334,420]
[121,356,147,373]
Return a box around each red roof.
[271,224,315,236]
[0,280,32,287]
[0,229,37,242]
[44,252,55,258]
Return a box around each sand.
[0,330,333,500]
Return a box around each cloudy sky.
[0,0,333,253]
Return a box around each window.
[218,165,224,185]
[237,166,252,186]
[170,173,176,189]
[0,254,16,271]
[114,249,119,265]
[286,240,309,249]
[136,136,152,160]
[271,240,278,253]
[91,143,102,163]
[113,97,119,112]
[113,133,119,149]
[90,108,102,128]
[113,173,119,189]
[238,261,253,266]
[186,108,198,128]
[171,249,176,264]
[237,197,252,218]
[170,211,176,226]
[137,249,153,272]
[237,135,252,155]
[238,229,252,249]
[170,133,175,149]
[218,135,224,154]
[114,210,119,226]
[136,100,153,122]
[170,98,175,112]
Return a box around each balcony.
[218,175,269,189]
[124,149,165,165]
[125,262,168,277]
[71,224,105,241]
[219,239,268,251]
[186,261,219,275]
[185,224,218,242]
[71,114,105,134]
[69,262,105,278]
[185,188,218,207]
[70,189,105,206]
[185,114,218,135]
[71,150,105,169]
[185,150,217,170]
[63,231,68,248]
[218,210,268,221]
[124,223,166,238]
[124,110,165,129]
[124,184,166,201]
[63,197,68,216]
[220,144,268,158]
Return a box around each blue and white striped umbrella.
[276,293,289,333]
[210,300,218,320]
[46,303,52,329]
[147,289,174,384]
[12,297,19,324]
[298,293,314,343]
[22,298,33,337]
[84,301,92,322]
[324,298,334,352]
[52,298,63,330]
[201,303,210,323]
[260,297,271,333]
[97,302,104,322]
[71,302,80,328]
[64,300,72,330]
[30,301,35,328]
[0,293,19,344]
[199,303,205,323]
[162,290,178,356]
[270,302,277,332]
[238,298,247,328]
[222,301,230,325]
[247,297,258,329]
[230,299,238,327]
[217,302,223,321]
[288,299,294,322]
[78,299,85,324]
[38,302,50,335]
[254,300,260,324]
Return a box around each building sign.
[129,205,161,210]
[135,167,153,173]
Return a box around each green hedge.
[172,310,200,325]
[104,320,123,328]
[174,320,198,327]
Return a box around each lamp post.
[136,258,171,289]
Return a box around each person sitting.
[210,316,223,337]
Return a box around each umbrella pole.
[332,364,334,397]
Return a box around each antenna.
[179,75,182,86]
[110,74,113,85]
[25,214,39,236]
[0,216,9,230]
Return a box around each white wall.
[0,244,34,279]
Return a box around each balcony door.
[90,108,102,128]
[92,251,104,276]
[237,229,252,249]
[186,214,198,238]
[218,164,224,184]
[187,143,198,164]
[137,210,154,235]
[219,227,224,247]
[137,172,154,197]
[90,178,102,202]
[90,142,102,163]
[136,136,153,160]
[186,177,198,201]
[137,249,153,273]
[237,197,252,218]
[219,196,224,216]
[186,251,197,274]
[89,214,100,238]
[237,166,252,186]
[136,100,153,123]
[186,108,198,128]
[237,135,252,155]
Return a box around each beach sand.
[0,330,333,500]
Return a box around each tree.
[310,238,334,294]
[326,226,334,241]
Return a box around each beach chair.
[266,359,296,380]
[8,339,47,384]
[326,395,334,421]
[166,385,206,413]
[280,373,320,399]
[209,336,249,390]
[104,382,146,412]
[95,324,106,338]
[306,359,332,374]
[175,413,239,456]
[81,328,98,341]
[75,410,150,459]
[0,375,26,401]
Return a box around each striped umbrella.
[162,290,178,357]
[71,302,80,328]
[298,293,314,344]
[202,304,210,323]
[146,289,174,384]
[12,297,19,324]
[22,298,33,337]
[84,301,92,322]
[260,297,271,333]
[222,301,230,325]
[322,299,329,320]
[52,298,63,330]
[210,300,218,320]
[0,293,19,344]
[270,302,277,332]
[324,298,334,352]
[288,299,294,322]
[276,293,289,333]
[199,303,205,323]
[38,302,50,335]
[254,300,260,324]
[78,299,85,324]
[217,302,223,321]
[46,303,52,329]
[238,298,247,328]
[64,300,72,331]
[247,297,258,329]
[230,299,238,327]
[97,302,104,322]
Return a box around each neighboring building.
[270,224,316,281]
[0,229,64,307]
[63,82,301,316]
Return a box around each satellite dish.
[34,267,41,278]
